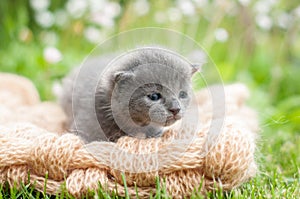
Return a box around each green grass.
[0,173,299,198]
[0,0,300,198]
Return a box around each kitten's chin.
[150,114,182,127]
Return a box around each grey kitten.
[59,47,197,143]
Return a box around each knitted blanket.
[0,73,258,198]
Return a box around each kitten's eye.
[147,93,161,101]
[179,91,188,99]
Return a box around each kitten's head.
[110,47,198,137]
[128,82,190,127]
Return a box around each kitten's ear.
[191,64,201,74]
[114,71,135,83]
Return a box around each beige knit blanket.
[0,73,258,198]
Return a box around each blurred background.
[0,0,299,191]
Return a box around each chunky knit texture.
[0,73,258,198]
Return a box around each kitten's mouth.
[164,115,181,126]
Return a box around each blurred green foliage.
[0,0,299,197]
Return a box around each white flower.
[256,14,273,30]
[293,5,300,18]
[176,0,196,16]
[43,47,63,64]
[188,50,207,68]
[277,13,292,29]
[90,12,115,27]
[35,11,54,28]
[84,27,104,43]
[254,0,272,14]
[88,0,106,13]
[214,28,229,43]
[54,9,69,27]
[88,1,120,27]
[52,81,63,98]
[104,2,121,18]
[167,7,182,22]
[66,0,87,19]
[133,0,150,16]
[30,0,50,11]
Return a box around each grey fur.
[59,47,196,143]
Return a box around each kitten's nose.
[169,107,180,116]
